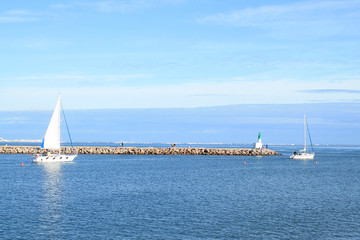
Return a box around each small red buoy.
[21,163,24,167]
[243,161,246,165]
[315,161,318,165]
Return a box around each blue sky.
[1,0,360,110]
[1,103,360,144]
[1,1,360,144]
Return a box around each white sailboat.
[290,114,315,160]
[33,95,77,163]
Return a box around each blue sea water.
[1,146,359,239]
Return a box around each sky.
[1,103,360,144]
[1,0,360,144]
[1,0,360,110]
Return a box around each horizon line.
[1,140,359,147]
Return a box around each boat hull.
[290,153,315,160]
[33,154,77,163]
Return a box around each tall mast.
[304,114,306,152]
[58,94,61,155]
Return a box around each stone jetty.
[0,145,279,156]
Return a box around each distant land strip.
[0,146,280,156]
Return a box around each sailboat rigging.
[290,114,315,160]
[33,95,77,163]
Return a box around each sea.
[0,143,359,239]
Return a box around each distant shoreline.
[0,139,42,143]
[1,140,359,147]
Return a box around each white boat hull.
[33,154,77,163]
[290,153,315,160]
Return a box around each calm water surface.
[1,146,359,239]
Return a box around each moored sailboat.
[33,95,77,163]
[290,114,315,160]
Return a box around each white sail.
[41,96,61,150]
[34,95,77,163]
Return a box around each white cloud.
[2,0,184,24]
[0,10,39,23]
[0,117,26,125]
[63,0,184,13]
[199,0,359,26]
[198,0,360,37]
[5,74,151,87]
[1,77,359,111]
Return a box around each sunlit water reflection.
[39,163,65,235]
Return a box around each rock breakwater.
[0,146,279,156]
